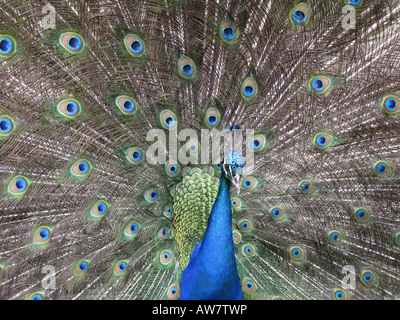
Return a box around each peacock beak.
[232,174,241,195]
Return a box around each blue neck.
[202,173,235,250]
[180,172,242,300]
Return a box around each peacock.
[0,0,399,301]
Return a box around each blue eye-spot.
[162,228,167,236]
[385,98,396,111]
[348,0,361,4]
[331,232,339,241]
[357,210,365,219]
[132,150,142,161]
[189,145,198,153]
[233,233,237,238]
[78,161,89,174]
[251,139,261,150]
[292,10,306,24]
[245,246,251,254]
[171,288,177,294]
[181,64,193,76]
[363,273,372,282]
[79,262,88,271]
[316,135,326,146]
[0,37,13,54]
[130,40,143,53]
[31,294,43,300]
[130,223,138,233]
[216,163,222,169]
[241,222,248,229]
[336,291,343,299]
[151,191,158,200]
[164,116,175,128]
[0,118,12,133]
[39,228,50,240]
[207,115,218,126]
[68,36,82,51]
[301,182,309,192]
[66,101,78,115]
[222,27,236,40]
[312,78,324,91]
[293,249,300,256]
[243,179,251,188]
[232,200,236,206]
[246,281,253,288]
[377,163,386,174]
[15,178,27,191]
[272,208,280,217]
[119,262,126,271]
[163,252,170,259]
[243,85,255,97]
[123,99,135,112]
[97,202,106,214]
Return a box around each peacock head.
[221,150,244,194]
[219,124,245,193]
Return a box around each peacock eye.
[290,246,306,262]
[289,3,311,26]
[313,132,334,150]
[0,116,15,136]
[165,161,181,177]
[328,230,343,245]
[309,75,333,94]
[243,278,257,294]
[159,110,178,130]
[30,293,44,300]
[360,270,377,288]
[123,220,141,239]
[114,260,128,275]
[57,99,81,118]
[381,95,400,115]
[160,250,172,265]
[167,285,181,300]
[373,160,393,177]
[269,206,287,222]
[238,219,252,232]
[162,205,173,218]
[144,188,160,203]
[158,227,169,239]
[33,226,52,246]
[74,260,90,276]
[354,207,371,223]
[125,147,145,164]
[395,232,400,247]
[219,20,239,42]
[333,289,347,300]
[124,34,145,57]
[178,57,196,80]
[115,95,138,115]
[242,244,255,257]
[232,230,242,244]
[7,175,29,196]
[205,108,221,128]
[347,0,361,5]
[0,35,16,58]
[240,176,259,191]
[241,78,258,101]
[89,200,109,219]
[59,32,85,54]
